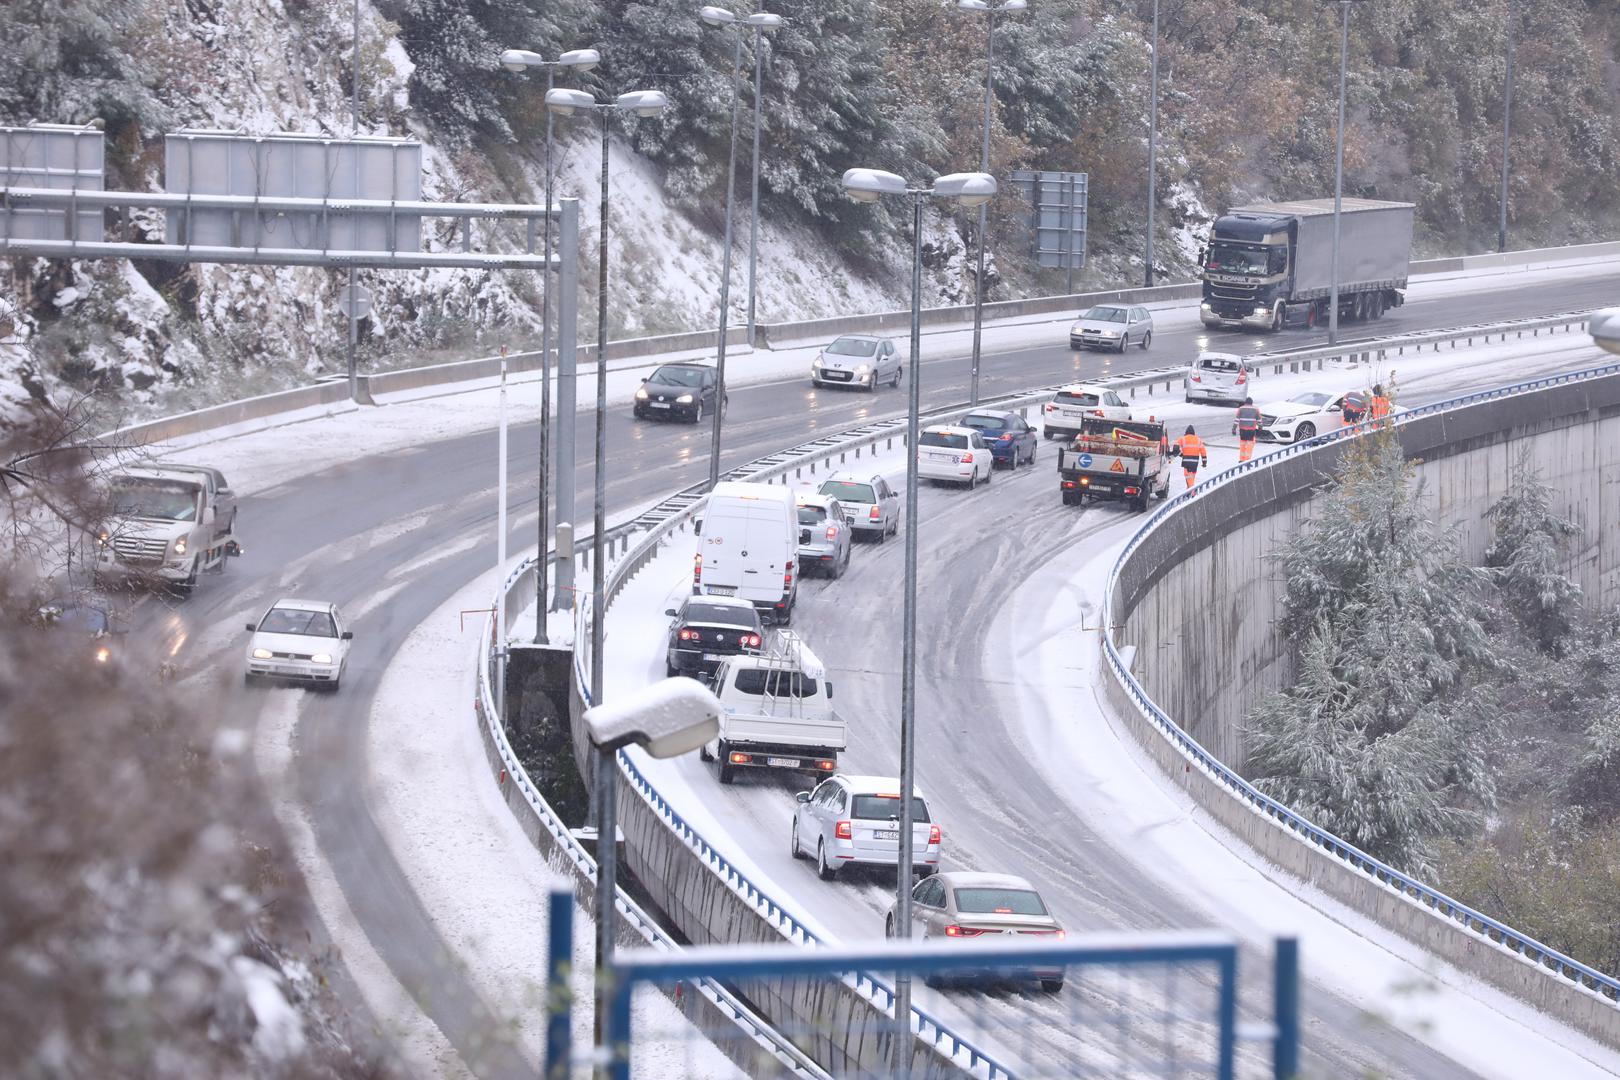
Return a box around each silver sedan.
[795,493,853,578]
[1069,304,1154,352]
[886,870,1066,992]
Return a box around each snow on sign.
[0,124,104,243]
[1077,453,1093,468]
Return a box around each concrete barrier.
[1105,368,1620,1049]
[105,379,356,448]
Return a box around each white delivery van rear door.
[698,484,796,607]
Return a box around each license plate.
[874,830,899,841]
[766,756,800,768]
[651,401,671,409]
[705,586,736,596]
[273,665,302,675]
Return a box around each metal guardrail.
[488,308,1613,1071]
[1100,342,1620,1009]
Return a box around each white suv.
[791,774,941,881]
[916,425,993,488]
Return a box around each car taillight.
[961,452,974,463]
[816,759,836,771]
[999,433,1014,441]
[944,925,988,938]
[1044,403,1056,412]
[835,821,852,840]
[1062,481,1076,489]
[1125,487,1138,496]
[869,505,881,520]
[1091,409,1105,417]
[825,525,838,541]
[784,560,793,588]
[1192,374,1202,383]
[744,633,761,648]
[928,825,941,845]
[693,553,702,583]
[679,629,694,641]
[728,751,752,764]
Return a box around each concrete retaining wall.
[1108,371,1620,1048]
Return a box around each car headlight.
[856,364,871,376]
[94,647,111,664]
[311,653,333,665]
[1070,324,1083,334]
[96,530,110,547]
[1101,329,1118,337]
[635,387,648,400]
[812,358,823,369]
[676,393,694,404]
[252,648,273,659]
[173,536,187,555]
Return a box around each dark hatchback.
[634,362,726,423]
[664,595,764,678]
[959,409,1038,468]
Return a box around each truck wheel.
[699,741,714,762]
[717,743,736,784]
[1372,292,1386,319]
[1270,306,1283,332]
[1305,305,1318,329]
[1062,489,1080,507]
[816,841,839,882]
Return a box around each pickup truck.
[1056,417,1171,511]
[94,463,241,590]
[700,631,845,784]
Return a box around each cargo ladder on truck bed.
[754,630,823,718]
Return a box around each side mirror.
[694,519,703,536]
[1328,404,1342,413]
[340,631,354,641]
[202,506,216,525]
[795,791,811,804]
[245,623,256,632]
[664,607,678,617]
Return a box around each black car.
[663,596,763,678]
[634,362,727,423]
[959,409,1038,468]
[37,600,126,676]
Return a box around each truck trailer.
[1199,198,1414,332]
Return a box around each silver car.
[885,871,1066,992]
[811,334,902,390]
[1184,350,1259,405]
[792,774,941,881]
[817,472,899,541]
[1069,304,1153,352]
[795,493,853,578]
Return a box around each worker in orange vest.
[1233,397,1263,462]
[1369,383,1392,420]
[1170,425,1208,488]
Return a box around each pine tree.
[1484,453,1582,656]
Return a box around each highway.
[150,260,1620,1077]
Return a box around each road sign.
[1009,169,1087,271]
[1078,453,1093,468]
[1,124,104,243]
[337,283,372,320]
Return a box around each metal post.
[544,888,573,1080]
[553,198,580,611]
[590,107,615,1075]
[1328,0,1349,346]
[709,32,744,489]
[1272,937,1300,1079]
[537,65,556,641]
[495,346,509,715]
[746,25,766,341]
[1498,0,1515,254]
[1144,0,1159,287]
[347,0,361,403]
[1066,174,1077,294]
[969,12,995,407]
[891,190,924,1078]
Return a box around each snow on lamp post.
[1590,309,1620,357]
[698,6,784,491]
[955,0,1026,405]
[498,47,601,640]
[840,165,996,1077]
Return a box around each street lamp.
[840,164,996,1076]
[1144,0,1159,287]
[498,47,601,640]
[699,5,783,490]
[1590,309,1620,356]
[1498,0,1515,253]
[581,677,722,1075]
[1325,0,1366,346]
[955,0,1025,406]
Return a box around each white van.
[696,481,799,624]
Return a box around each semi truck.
[1199,198,1414,332]
[1056,417,1171,511]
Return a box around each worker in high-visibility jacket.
[1370,383,1393,420]
[1170,425,1208,488]
[1233,397,1263,462]
[1341,388,1368,425]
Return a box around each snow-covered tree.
[1247,428,1500,872]
[1485,453,1582,656]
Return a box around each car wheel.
[699,741,714,762]
[1140,329,1152,349]
[666,658,679,677]
[983,462,993,485]
[1117,333,1129,353]
[885,915,895,938]
[791,819,805,860]
[244,672,259,688]
[722,394,729,416]
[966,470,976,491]
[327,675,341,693]
[891,367,903,388]
[718,743,736,784]
[693,401,705,425]
[1295,422,1317,442]
[816,841,838,882]
[1041,978,1064,994]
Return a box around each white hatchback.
[792,774,942,881]
[1184,351,1259,405]
[915,426,994,488]
[245,598,352,690]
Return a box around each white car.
[811,334,902,390]
[1069,304,1153,352]
[791,774,941,881]
[1258,390,1405,443]
[244,598,352,690]
[1040,384,1133,440]
[1184,351,1258,405]
[916,425,993,488]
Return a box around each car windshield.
[819,481,874,504]
[1288,392,1333,407]
[953,888,1049,916]
[45,605,109,634]
[109,477,199,522]
[1081,306,1127,323]
[259,608,337,637]
[825,337,878,357]
[648,366,705,388]
[797,506,827,525]
[1198,357,1241,373]
[1054,392,1100,407]
[733,668,819,697]
[959,414,1006,432]
[850,794,930,823]
[684,602,757,628]
[919,431,969,449]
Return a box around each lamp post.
[1326,0,1363,346]
[840,165,996,1078]
[499,47,601,641]
[1590,309,1620,356]
[1145,0,1159,287]
[956,0,1025,407]
[580,677,722,1078]
[1498,0,1515,254]
[699,6,783,490]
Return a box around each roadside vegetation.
[1247,432,1620,974]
